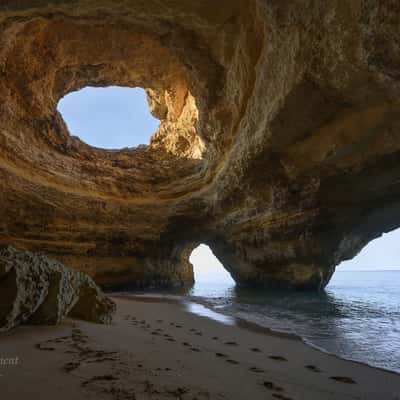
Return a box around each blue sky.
[57,86,159,149]
[338,230,400,270]
[190,245,235,283]
[58,86,400,275]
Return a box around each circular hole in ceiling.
[57,86,160,150]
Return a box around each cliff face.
[0,1,399,290]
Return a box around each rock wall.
[0,1,399,290]
[0,246,115,331]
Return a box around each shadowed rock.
[0,246,115,332]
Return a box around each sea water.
[184,270,400,373]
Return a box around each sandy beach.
[0,296,399,400]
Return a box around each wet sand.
[0,295,399,399]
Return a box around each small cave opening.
[57,86,160,150]
[337,228,400,271]
[189,244,235,294]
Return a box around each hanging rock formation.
[0,246,116,332]
[0,1,399,290]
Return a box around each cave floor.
[0,296,399,400]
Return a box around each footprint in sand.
[156,367,172,372]
[87,356,116,363]
[224,341,238,346]
[143,380,161,395]
[272,394,293,400]
[63,361,80,373]
[263,381,283,392]
[249,366,265,373]
[330,376,356,384]
[54,336,70,342]
[305,365,322,373]
[167,387,189,396]
[81,374,118,386]
[226,359,239,365]
[269,355,288,362]
[35,343,55,351]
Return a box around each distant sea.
[179,270,400,373]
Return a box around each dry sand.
[0,295,399,399]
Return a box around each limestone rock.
[0,1,399,290]
[0,246,115,332]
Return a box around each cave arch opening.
[337,228,400,271]
[189,244,235,287]
[57,86,160,150]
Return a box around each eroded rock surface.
[0,1,399,290]
[0,246,115,332]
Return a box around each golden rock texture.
[0,1,399,290]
